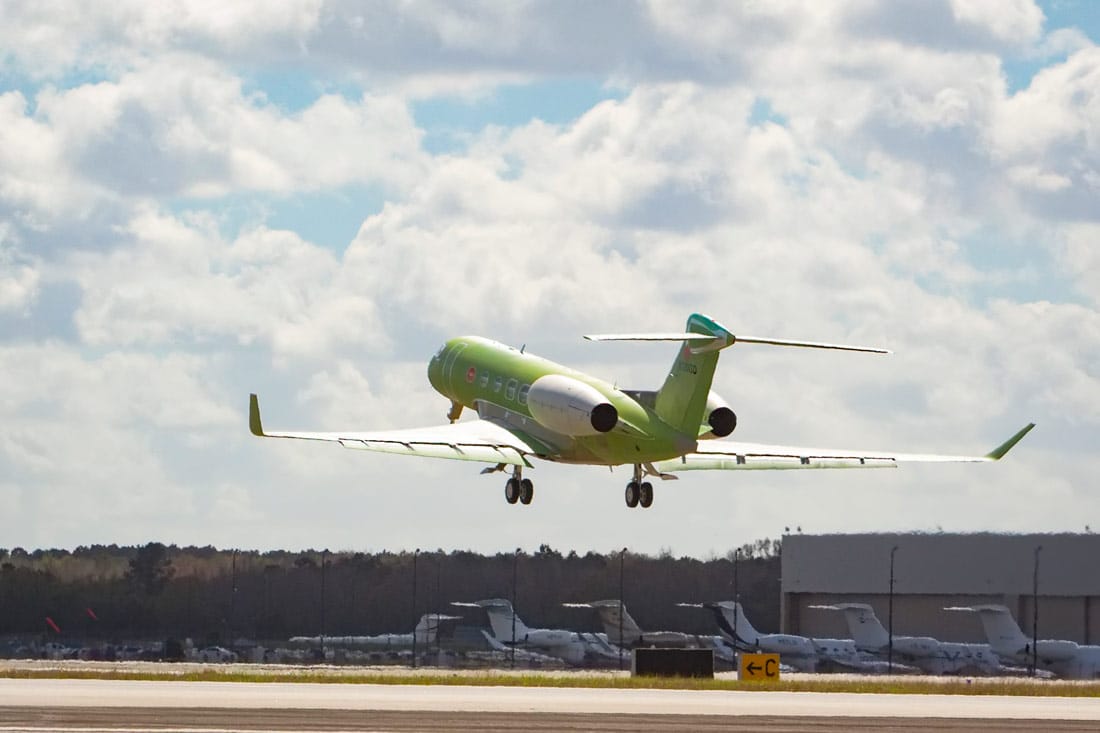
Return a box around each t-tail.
[474,599,530,643]
[707,601,763,648]
[585,313,889,437]
[945,605,1029,657]
[813,603,890,649]
[412,613,461,644]
[653,314,733,436]
[589,600,644,644]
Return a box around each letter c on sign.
[765,658,777,676]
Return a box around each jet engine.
[700,390,737,439]
[526,374,618,436]
[1036,639,1079,661]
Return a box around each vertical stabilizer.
[591,600,644,644]
[710,601,762,647]
[480,599,529,642]
[969,605,1030,657]
[413,614,433,643]
[834,603,890,649]
[654,313,733,435]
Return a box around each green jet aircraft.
[249,313,1034,509]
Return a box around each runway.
[2,678,1099,732]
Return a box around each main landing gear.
[624,464,653,509]
[504,466,534,506]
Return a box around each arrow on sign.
[746,661,761,675]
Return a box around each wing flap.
[655,424,1034,473]
[249,394,535,467]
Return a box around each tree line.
[0,539,781,645]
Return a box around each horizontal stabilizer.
[584,330,888,354]
[583,332,718,342]
[733,335,889,354]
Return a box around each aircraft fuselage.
[427,336,697,465]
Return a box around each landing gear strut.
[504,467,534,506]
[624,464,654,509]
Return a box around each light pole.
[412,549,419,669]
[619,547,627,671]
[733,548,741,644]
[320,549,328,660]
[436,553,443,657]
[1033,545,1042,677]
[229,549,238,649]
[511,548,521,669]
[888,545,898,674]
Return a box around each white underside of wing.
[654,440,994,472]
[261,420,537,467]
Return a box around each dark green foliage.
[0,541,782,640]
[125,542,175,596]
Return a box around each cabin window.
[493,375,503,393]
[505,379,518,400]
[518,384,529,405]
[480,372,489,388]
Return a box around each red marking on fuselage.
[466,366,476,383]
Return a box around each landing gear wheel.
[519,478,534,505]
[625,481,640,508]
[505,478,520,504]
[638,481,654,508]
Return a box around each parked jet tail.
[412,613,463,643]
[563,600,644,644]
[705,601,765,649]
[811,603,890,649]
[945,605,1030,657]
[454,599,529,643]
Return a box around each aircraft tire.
[625,481,640,508]
[519,478,534,505]
[639,481,654,508]
[505,478,520,504]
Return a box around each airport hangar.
[781,533,1100,644]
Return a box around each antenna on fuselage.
[520,343,526,354]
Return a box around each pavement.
[2,677,1100,732]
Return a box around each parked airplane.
[288,613,460,648]
[682,600,908,673]
[477,630,564,667]
[452,598,620,666]
[948,604,1100,679]
[813,603,1003,675]
[563,599,735,663]
[249,313,1034,508]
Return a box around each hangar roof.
[781,533,1099,596]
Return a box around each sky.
[1,0,1098,558]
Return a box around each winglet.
[249,393,266,437]
[985,423,1035,460]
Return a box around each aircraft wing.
[653,423,1034,472]
[249,394,542,467]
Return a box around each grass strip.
[4,668,1100,697]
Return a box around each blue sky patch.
[1004,0,1099,93]
[169,184,384,251]
[413,78,625,154]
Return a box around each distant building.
[781,533,1100,643]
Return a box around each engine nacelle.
[699,390,737,439]
[526,374,618,436]
[1036,639,1079,661]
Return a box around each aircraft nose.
[427,342,448,396]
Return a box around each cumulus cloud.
[0,0,1097,554]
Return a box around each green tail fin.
[654,314,733,434]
